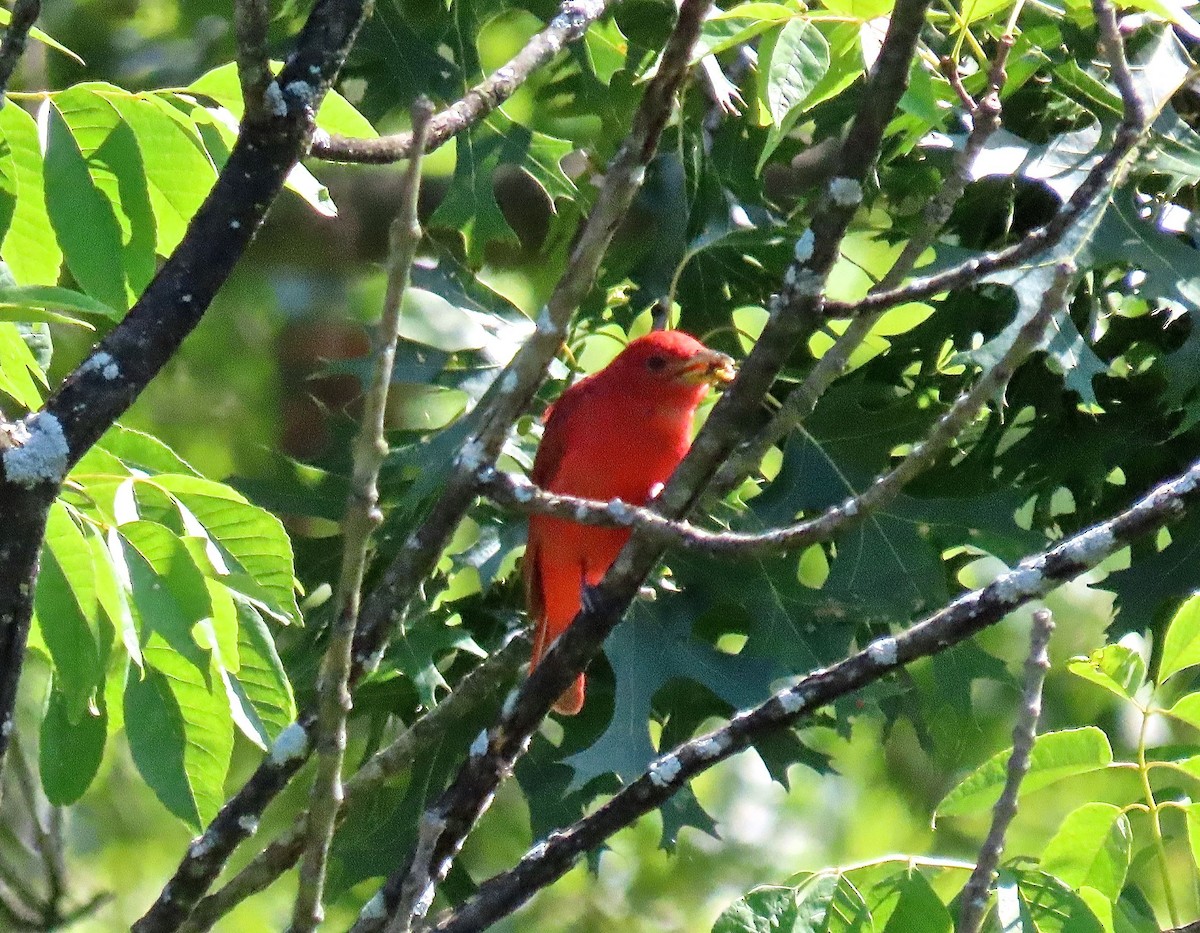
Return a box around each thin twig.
[179,634,528,933]
[135,0,690,920]
[113,0,378,928]
[234,0,273,123]
[823,7,1147,322]
[432,452,1200,931]
[0,0,40,104]
[291,99,436,933]
[352,1,933,930]
[312,0,611,164]
[8,733,63,921]
[711,29,1014,495]
[0,877,38,929]
[346,4,723,931]
[957,608,1054,933]
[481,259,1072,557]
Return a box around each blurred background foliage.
[4,0,1200,929]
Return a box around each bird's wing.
[530,378,591,490]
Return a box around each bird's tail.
[552,674,585,716]
[530,620,586,717]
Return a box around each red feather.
[524,331,733,715]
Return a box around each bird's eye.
[646,354,667,372]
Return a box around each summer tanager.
[525,330,736,715]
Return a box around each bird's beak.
[676,350,737,387]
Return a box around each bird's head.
[604,331,736,402]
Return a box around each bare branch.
[234,0,273,123]
[9,733,63,918]
[958,608,1054,933]
[0,481,49,793]
[135,0,699,919]
[0,0,40,103]
[110,3,381,930]
[823,4,1147,321]
[482,259,1072,557]
[709,28,1011,493]
[180,635,528,933]
[291,99,436,933]
[433,456,1200,931]
[351,1,934,929]
[311,0,612,164]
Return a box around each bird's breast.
[547,407,693,505]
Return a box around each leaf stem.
[1138,704,1182,927]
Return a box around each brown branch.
[311,0,612,164]
[432,455,1200,931]
[350,0,934,929]
[234,0,273,123]
[0,0,40,103]
[957,608,1054,933]
[482,259,1071,557]
[291,100,436,933]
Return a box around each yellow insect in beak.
[675,350,737,387]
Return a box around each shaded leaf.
[936,727,1114,817]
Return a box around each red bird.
[525,330,736,715]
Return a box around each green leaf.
[0,9,85,64]
[430,110,576,264]
[0,320,46,408]
[1166,692,1200,733]
[153,475,301,624]
[124,649,234,830]
[714,874,871,933]
[761,19,830,128]
[228,600,295,745]
[91,423,202,477]
[564,600,781,791]
[1185,801,1200,879]
[43,94,144,311]
[39,681,106,805]
[35,503,104,718]
[91,527,141,670]
[0,284,121,326]
[1002,868,1106,933]
[1158,593,1200,682]
[0,102,62,286]
[936,727,1114,817]
[1067,643,1146,701]
[397,288,490,352]
[100,90,217,254]
[713,885,801,933]
[694,4,794,61]
[1040,803,1132,901]
[116,521,213,673]
[878,870,951,933]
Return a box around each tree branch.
[178,635,528,933]
[432,456,1200,931]
[0,0,38,103]
[292,99,436,933]
[138,0,709,923]
[234,0,273,124]
[711,30,1015,494]
[957,608,1054,933]
[311,0,612,164]
[481,259,1072,557]
[352,1,933,929]
[823,10,1147,322]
